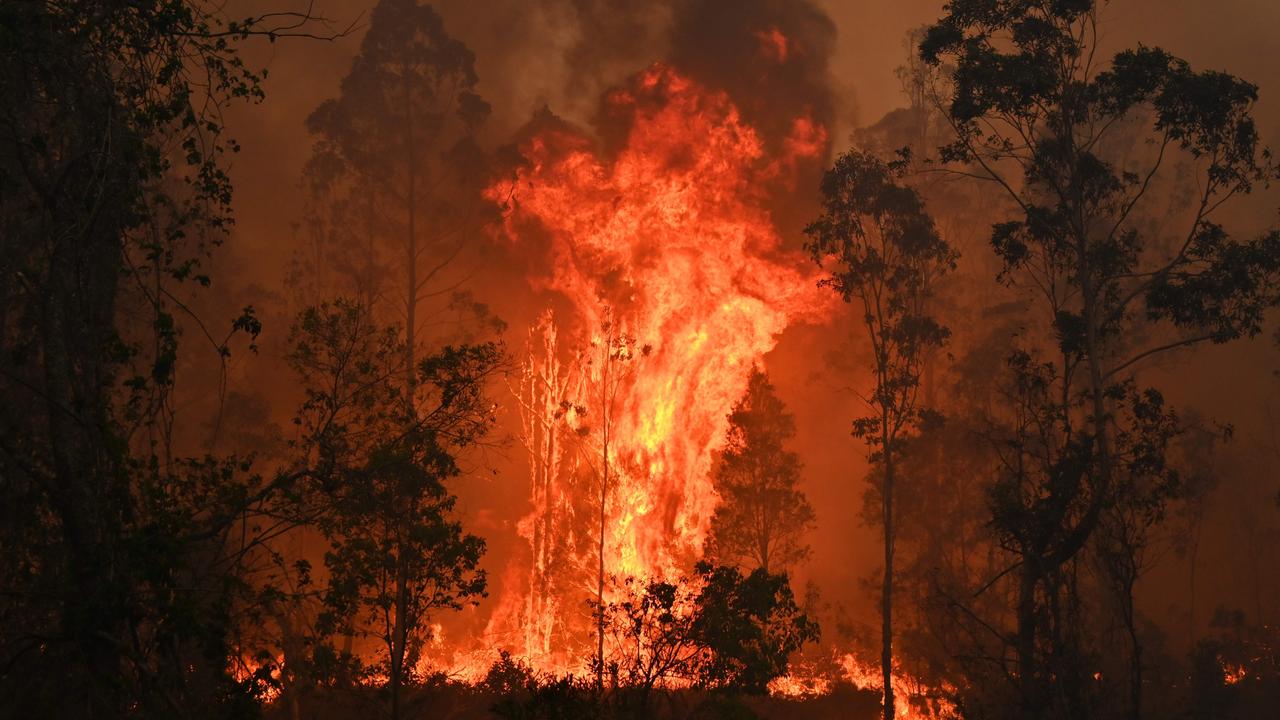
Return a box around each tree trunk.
[1017,558,1041,713]
[404,75,418,417]
[596,343,610,691]
[43,216,126,711]
[391,547,409,720]
[1127,600,1142,720]
[881,437,895,720]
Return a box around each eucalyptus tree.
[304,0,495,408]
[921,2,1280,716]
[0,2,343,715]
[806,150,955,720]
[288,300,499,719]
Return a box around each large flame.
[471,64,831,675]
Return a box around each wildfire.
[769,652,957,720]
[474,64,831,675]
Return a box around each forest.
[2,1,1279,719]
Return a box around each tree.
[0,2,340,716]
[287,300,499,720]
[303,0,496,404]
[506,313,596,666]
[588,316,644,691]
[805,150,955,720]
[921,2,1280,716]
[707,367,816,574]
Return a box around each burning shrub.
[597,562,819,700]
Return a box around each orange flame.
[770,653,957,719]
[472,64,832,676]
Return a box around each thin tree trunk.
[1127,588,1142,720]
[405,75,417,416]
[1017,558,1041,713]
[882,430,895,720]
[596,338,610,691]
[391,547,408,720]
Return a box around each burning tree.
[707,367,816,574]
[479,64,830,678]
[504,315,596,670]
[587,316,647,690]
[806,150,955,720]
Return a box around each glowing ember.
[1223,662,1248,685]
[473,63,831,676]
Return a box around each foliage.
[599,563,819,700]
[806,150,954,455]
[806,147,954,719]
[286,300,499,716]
[299,0,500,342]
[707,368,816,573]
[919,1,1280,717]
[690,563,820,693]
[482,650,539,696]
[0,1,335,716]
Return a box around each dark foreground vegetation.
[262,681,884,720]
[3,1,1280,719]
[258,683,881,720]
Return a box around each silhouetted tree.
[922,2,1280,717]
[707,367,815,574]
[0,2,339,716]
[588,315,645,691]
[287,300,499,720]
[806,150,955,720]
[690,562,820,694]
[304,0,497,406]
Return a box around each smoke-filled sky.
[224,0,1280,310]
[217,0,1280,648]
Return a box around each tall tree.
[0,2,337,716]
[806,150,954,720]
[921,2,1280,716]
[287,300,498,720]
[707,367,816,574]
[305,0,494,407]
[588,316,643,691]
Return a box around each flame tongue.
[479,63,831,674]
